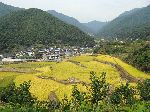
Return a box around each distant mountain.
[119,8,140,17]
[0,8,95,52]
[97,5,150,40]
[0,2,22,17]
[83,20,107,34]
[47,10,94,35]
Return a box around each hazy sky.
[1,0,150,22]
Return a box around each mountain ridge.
[0,2,23,17]
[97,5,150,40]
[83,20,107,34]
[0,8,95,52]
[47,10,94,35]
[47,10,107,36]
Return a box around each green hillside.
[0,2,22,17]
[47,10,94,35]
[126,43,150,72]
[97,5,150,40]
[83,20,107,34]
[0,8,95,52]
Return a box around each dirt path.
[67,60,87,68]
[37,76,89,85]
[94,59,139,83]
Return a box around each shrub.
[110,82,135,105]
[0,81,36,106]
[137,79,150,101]
[72,85,86,105]
[126,44,150,73]
[89,72,109,104]
[60,95,71,111]
[71,85,87,111]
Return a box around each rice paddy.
[0,55,149,101]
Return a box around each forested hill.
[47,10,94,35]
[83,20,107,34]
[97,5,150,40]
[0,8,95,52]
[0,2,22,17]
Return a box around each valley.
[0,1,150,111]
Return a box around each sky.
[1,0,150,22]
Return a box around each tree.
[137,79,150,101]
[89,72,109,104]
[0,81,36,106]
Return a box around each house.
[65,50,72,57]
[48,54,61,61]
[42,54,61,62]
[2,58,24,63]
[26,51,34,57]
[54,49,60,54]
[0,55,3,61]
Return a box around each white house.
[42,54,61,62]
[0,55,3,61]
[2,58,24,63]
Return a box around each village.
[0,46,93,63]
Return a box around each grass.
[0,72,22,87]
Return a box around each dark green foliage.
[72,85,86,105]
[98,5,150,40]
[47,10,94,35]
[1,101,149,112]
[0,104,50,112]
[0,2,22,17]
[110,83,135,105]
[0,81,36,106]
[0,8,95,53]
[94,40,150,73]
[89,72,109,104]
[93,41,127,55]
[60,95,71,111]
[138,79,150,101]
[126,43,150,73]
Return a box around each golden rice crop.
[80,61,123,85]
[4,62,56,69]
[96,55,150,79]
[3,54,149,101]
[70,55,94,62]
[14,74,87,101]
[49,62,89,82]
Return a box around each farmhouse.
[42,54,61,61]
[0,55,3,61]
[2,58,24,63]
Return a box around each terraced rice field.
[0,55,149,101]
